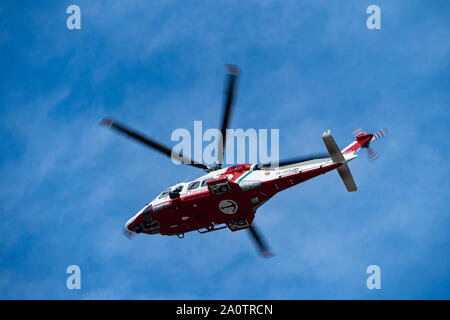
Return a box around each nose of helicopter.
[124,206,146,232]
[125,219,133,231]
[124,221,135,235]
[124,213,139,232]
[124,205,152,234]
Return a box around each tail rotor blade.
[371,128,388,141]
[352,128,363,136]
[247,225,274,258]
[367,147,379,162]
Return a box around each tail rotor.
[352,128,363,136]
[367,146,379,162]
[371,128,389,142]
[353,128,388,162]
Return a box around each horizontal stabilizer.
[337,163,357,192]
[322,130,357,192]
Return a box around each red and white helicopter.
[101,65,387,257]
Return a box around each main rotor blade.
[100,118,208,171]
[217,64,239,166]
[248,224,274,258]
[122,227,136,240]
[257,152,329,169]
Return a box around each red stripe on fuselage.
[130,162,342,236]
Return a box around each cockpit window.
[173,185,183,192]
[201,179,210,187]
[158,188,171,199]
[187,181,200,191]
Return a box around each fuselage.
[101,62,383,253]
[125,151,358,237]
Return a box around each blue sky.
[0,0,449,299]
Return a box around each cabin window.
[187,181,200,190]
[158,188,171,199]
[201,179,210,187]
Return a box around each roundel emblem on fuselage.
[218,199,238,215]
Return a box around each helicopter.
[100,65,388,257]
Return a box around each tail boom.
[342,133,374,154]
